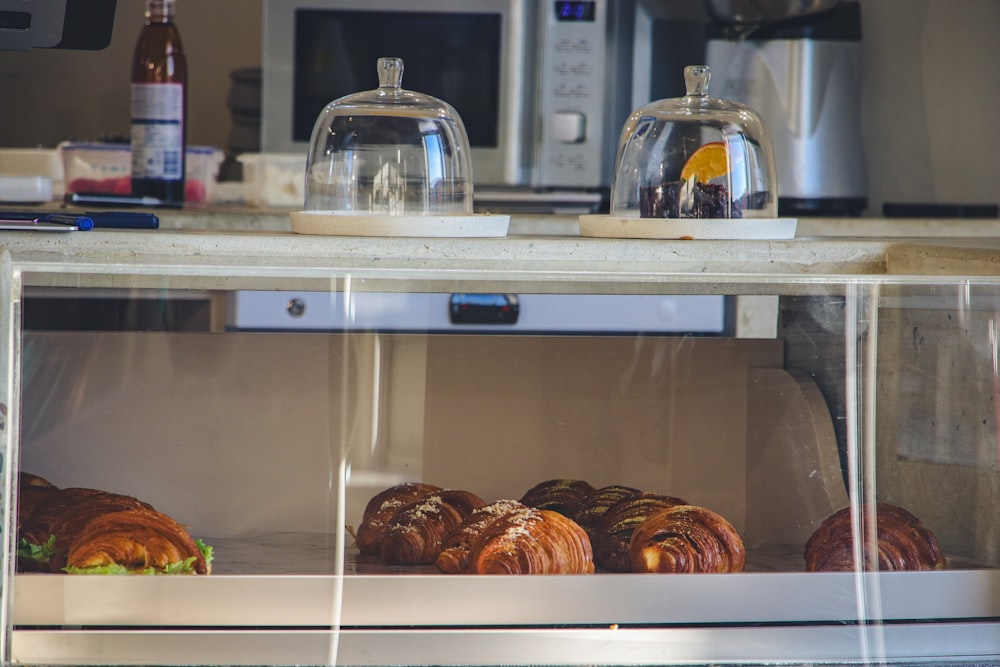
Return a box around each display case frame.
[2,232,1000,666]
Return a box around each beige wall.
[0,0,998,214]
[0,0,261,149]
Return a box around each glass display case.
[1,231,999,666]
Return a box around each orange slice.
[680,142,729,182]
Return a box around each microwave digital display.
[292,10,501,148]
[554,1,596,21]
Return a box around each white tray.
[579,215,797,240]
[290,211,509,238]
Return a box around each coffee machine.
[705,1,866,217]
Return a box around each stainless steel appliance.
[706,1,867,216]
[261,0,706,213]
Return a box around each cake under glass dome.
[581,65,794,240]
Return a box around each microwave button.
[552,112,586,144]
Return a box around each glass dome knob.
[685,65,711,97]
[377,57,404,94]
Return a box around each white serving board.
[290,211,509,238]
[579,215,797,240]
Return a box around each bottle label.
[131,82,184,180]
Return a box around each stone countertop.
[2,207,1000,293]
[151,207,1000,240]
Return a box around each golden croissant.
[436,499,527,574]
[469,507,594,575]
[380,489,485,565]
[354,482,442,556]
[804,503,946,572]
[628,504,746,573]
[593,491,687,572]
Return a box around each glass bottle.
[130,0,187,205]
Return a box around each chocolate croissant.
[629,505,746,573]
[354,482,443,555]
[65,507,210,575]
[470,507,594,574]
[436,499,527,574]
[572,485,640,542]
[593,491,688,572]
[518,478,595,517]
[804,503,946,572]
[380,489,486,565]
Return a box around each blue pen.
[85,211,159,229]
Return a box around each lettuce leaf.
[196,538,214,564]
[17,534,59,562]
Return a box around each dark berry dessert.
[639,181,743,219]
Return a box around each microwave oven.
[261,0,708,213]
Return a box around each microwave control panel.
[535,0,610,189]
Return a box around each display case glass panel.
[0,236,998,666]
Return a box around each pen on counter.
[67,192,177,208]
[0,211,93,231]
[40,213,95,230]
[86,211,159,229]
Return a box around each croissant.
[804,503,946,572]
[17,487,123,572]
[19,487,109,545]
[470,507,594,574]
[436,499,527,573]
[354,482,442,555]
[17,481,61,532]
[593,491,688,572]
[44,491,156,572]
[629,505,746,573]
[380,489,485,565]
[518,478,595,517]
[65,507,210,575]
[571,485,640,542]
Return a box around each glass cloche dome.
[609,65,778,220]
[292,58,508,237]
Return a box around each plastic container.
[291,57,507,237]
[238,153,306,208]
[59,142,224,204]
[0,148,63,201]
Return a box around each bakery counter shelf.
[13,621,1000,667]
[13,535,1000,630]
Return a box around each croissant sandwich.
[804,502,946,572]
[16,477,213,575]
[64,508,212,575]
